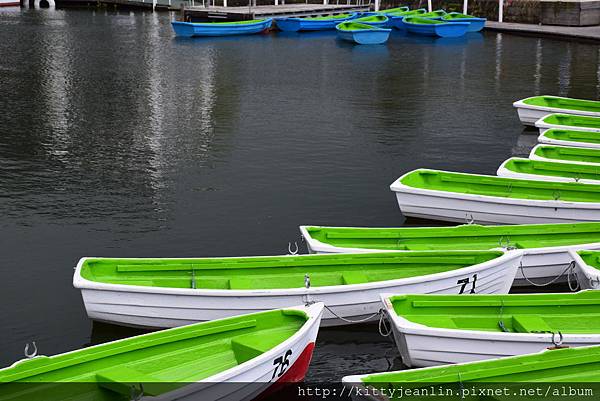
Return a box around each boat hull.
[458,18,486,32]
[275,15,354,32]
[529,144,600,166]
[381,295,600,368]
[171,19,272,37]
[536,114,600,134]
[299,226,600,287]
[497,159,600,185]
[337,27,391,44]
[404,21,469,37]
[539,131,600,149]
[74,252,521,328]
[391,180,600,224]
[514,97,600,126]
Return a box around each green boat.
[498,157,600,184]
[379,6,409,13]
[540,129,600,149]
[352,15,389,27]
[73,250,522,328]
[536,113,600,134]
[300,222,600,285]
[343,345,600,393]
[531,145,600,165]
[380,291,600,367]
[514,95,600,126]
[0,303,324,400]
[390,169,600,224]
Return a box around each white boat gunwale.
[73,250,523,297]
[535,113,600,134]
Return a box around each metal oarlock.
[24,342,38,359]
[288,241,298,255]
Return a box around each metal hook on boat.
[465,214,474,225]
[304,273,311,289]
[551,331,563,347]
[288,242,299,255]
[498,236,513,250]
[24,342,37,359]
[590,276,600,289]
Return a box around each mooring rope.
[322,304,382,324]
[518,261,579,290]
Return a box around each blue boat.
[402,16,470,37]
[442,12,487,32]
[352,15,390,28]
[336,21,392,45]
[275,13,356,32]
[171,19,273,37]
[388,9,427,29]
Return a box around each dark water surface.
[1,7,599,380]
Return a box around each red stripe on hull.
[256,342,316,400]
[0,2,21,5]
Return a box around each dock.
[486,21,600,42]
[181,3,371,22]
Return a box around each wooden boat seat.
[512,315,554,333]
[96,366,178,396]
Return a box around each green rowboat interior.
[398,169,600,203]
[524,96,600,113]
[442,12,478,20]
[303,222,600,251]
[0,309,307,386]
[337,22,378,31]
[575,250,600,272]
[388,9,425,16]
[388,291,600,334]
[417,10,447,18]
[503,157,600,180]
[403,17,447,24]
[354,15,388,23]
[79,251,504,290]
[544,129,600,144]
[534,145,600,164]
[358,345,600,383]
[301,13,353,20]
[542,114,600,129]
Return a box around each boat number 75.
[271,349,292,380]
[457,274,477,294]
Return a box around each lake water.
[0,6,598,381]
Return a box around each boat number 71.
[457,274,477,294]
[271,349,292,380]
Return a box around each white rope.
[518,261,578,290]
[322,304,381,324]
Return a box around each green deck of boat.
[336,21,378,31]
[79,251,503,290]
[398,169,600,203]
[417,10,446,18]
[576,250,600,272]
[354,15,387,23]
[380,6,409,13]
[360,345,600,383]
[534,145,600,164]
[544,129,600,145]
[542,114,600,129]
[524,96,600,113]
[302,13,352,20]
[304,222,600,251]
[387,9,425,16]
[403,17,446,24]
[0,309,306,390]
[389,291,600,334]
[442,12,478,20]
[503,157,600,181]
